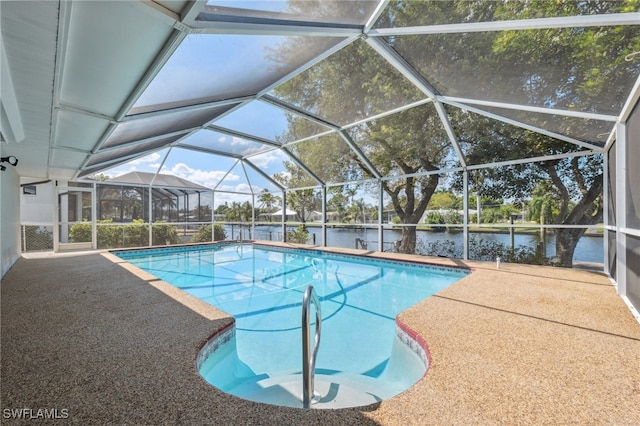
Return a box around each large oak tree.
[269,0,639,264]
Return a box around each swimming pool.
[115,243,469,408]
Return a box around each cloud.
[128,152,161,166]
[246,149,287,170]
[163,162,242,189]
[104,152,164,177]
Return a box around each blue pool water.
[115,243,469,408]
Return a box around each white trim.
[369,13,640,37]
[444,100,604,151]
[364,0,390,33]
[619,74,640,123]
[0,35,25,143]
[365,36,437,98]
[192,21,362,37]
[619,227,640,238]
[466,149,598,171]
[620,294,640,325]
[615,122,627,296]
[437,96,618,122]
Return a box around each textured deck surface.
[2,243,639,425]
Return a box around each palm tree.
[257,190,280,221]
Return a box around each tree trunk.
[554,227,587,267]
[398,226,417,254]
[553,173,603,268]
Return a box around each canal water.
[225,225,604,263]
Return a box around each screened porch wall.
[624,99,640,311]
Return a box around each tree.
[285,188,321,223]
[257,190,280,213]
[268,0,638,262]
[382,0,637,266]
[271,38,451,254]
[224,201,253,222]
[528,181,561,224]
[427,191,460,211]
[89,173,110,181]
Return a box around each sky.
[102,29,347,207]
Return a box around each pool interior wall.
[115,242,469,408]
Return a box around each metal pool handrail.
[302,285,322,408]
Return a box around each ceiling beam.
[369,13,640,37]
[437,96,619,122]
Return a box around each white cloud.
[216,182,252,194]
[128,152,161,166]
[164,162,244,189]
[247,149,287,170]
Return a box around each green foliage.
[418,236,548,265]
[272,35,450,253]
[71,219,177,249]
[286,225,309,244]
[69,221,92,243]
[271,188,320,223]
[152,221,179,245]
[190,224,227,243]
[97,220,125,248]
[480,209,501,224]
[123,219,148,247]
[257,190,281,218]
[223,201,254,222]
[425,211,445,225]
[427,192,460,210]
[527,181,561,223]
[445,210,462,225]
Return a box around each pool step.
[229,372,393,409]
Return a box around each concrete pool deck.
[2,242,639,425]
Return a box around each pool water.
[115,243,469,408]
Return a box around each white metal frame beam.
[368,13,640,37]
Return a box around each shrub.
[152,221,179,245]
[417,235,548,265]
[191,224,227,243]
[286,225,309,244]
[69,221,92,243]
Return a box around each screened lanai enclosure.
[2,1,640,311]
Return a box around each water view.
[224,225,604,264]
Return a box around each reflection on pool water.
[115,243,469,408]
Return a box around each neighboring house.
[267,208,299,222]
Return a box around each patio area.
[2,244,639,425]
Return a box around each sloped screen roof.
[40,0,637,195]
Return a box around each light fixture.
[0,155,18,171]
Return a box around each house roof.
[105,172,210,191]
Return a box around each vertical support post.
[282,190,287,242]
[321,186,327,247]
[510,214,515,250]
[615,121,627,296]
[91,184,97,250]
[251,193,256,241]
[603,145,609,275]
[212,191,216,242]
[378,179,384,252]
[148,185,153,246]
[463,170,469,260]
